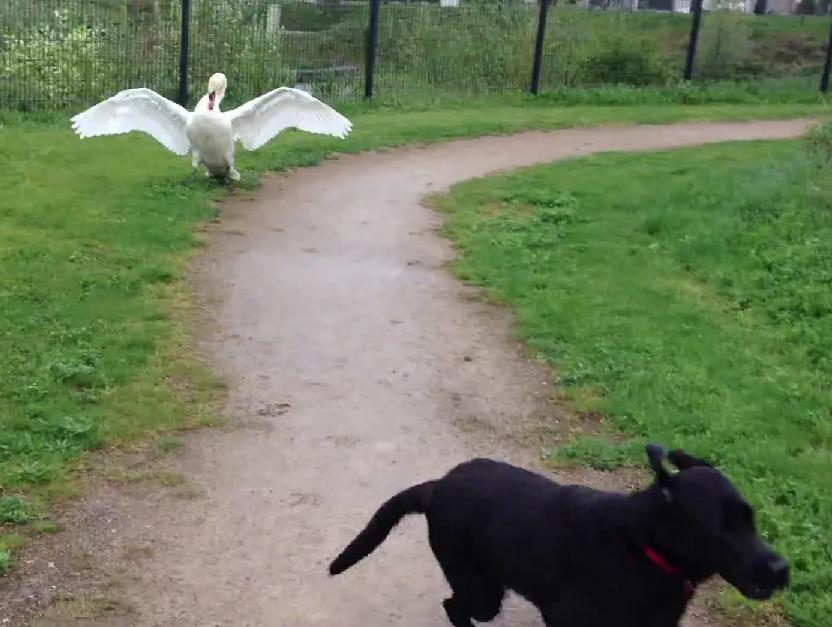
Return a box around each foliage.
[1,5,181,110]
[697,12,755,79]
[1,11,109,109]
[280,2,354,32]
[580,40,671,86]
[437,133,832,626]
[189,0,296,106]
[0,496,37,525]
[376,4,536,94]
[796,0,817,14]
[1,1,830,111]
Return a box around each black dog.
[329,444,788,627]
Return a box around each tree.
[796,0,816,13]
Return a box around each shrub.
[581,42,670,86]
[695,12,754,80]
[1,12,108,109]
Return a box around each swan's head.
[207,73,227,111]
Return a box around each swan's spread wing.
[226,87,352,151]
[71,88,191,155]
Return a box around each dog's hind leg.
[445,577,504,623]
[431,530,503,625]
[441,577,504,626]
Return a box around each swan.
[70,73,352,183]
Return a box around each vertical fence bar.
[683,0,703,81]
[365,0,381,99]
[530,0,550,95]
[178,0,192,106]
[821,17,832,93]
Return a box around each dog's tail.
[329,481,435,576]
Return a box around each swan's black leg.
[224,169,236,193]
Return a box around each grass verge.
[0,98,825,574]
[435,134,832,626]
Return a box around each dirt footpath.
[3,120,812,627]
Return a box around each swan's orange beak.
[208,92,216,110]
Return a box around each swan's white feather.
[226,87,352,151]
[70,88,191,156]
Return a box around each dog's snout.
[769,557,788,574]
[755,555,789,591]
[743,553,789,599]
[768,557,789,585]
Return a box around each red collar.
[641,546,696,598]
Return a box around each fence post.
[365,0,381,98]
[683,0,703,81]
[821,17,832,93]
[530,0,550,95]
[178,0,191,106]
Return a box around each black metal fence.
[1,0,831,112]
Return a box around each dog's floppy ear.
[646,443,679,490]
[668,449,712,470]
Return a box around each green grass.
[0,98,824,574]
[436,135,832,626]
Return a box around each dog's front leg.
[442,598,475,627]
[540,602,578,627]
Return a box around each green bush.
[375,5,536,95]
[1,13,108,109]
[281,3,354,32]
[186,0,298,103]
[696,12,755,80]
[581,42,670,86]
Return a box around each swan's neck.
[195,92,224,114]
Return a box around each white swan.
[71,73,352,182]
